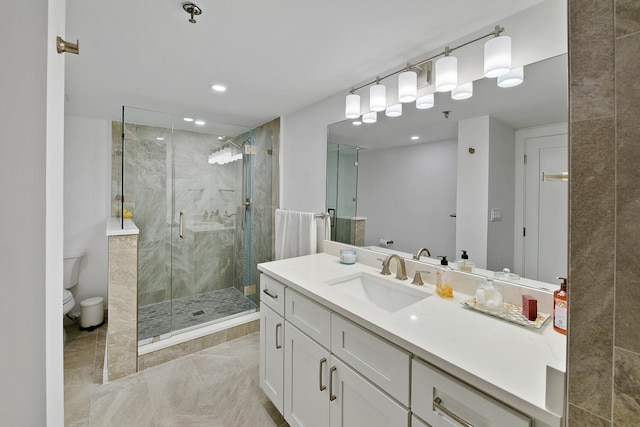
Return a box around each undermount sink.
[326,272,430,313]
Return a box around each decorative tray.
[463,297,551,329]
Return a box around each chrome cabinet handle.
[319,358,327,391]
[329,366,337,401]
[179,212,185,239]
[275,323,282,349]
[433,397,474,427]
[263,288,278,299]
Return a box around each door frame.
[514,122,568,277]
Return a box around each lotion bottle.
[553,277,568,335]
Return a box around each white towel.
[275,209,318,260]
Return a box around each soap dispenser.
[455,250,475,273]
[436,256,453,298]
[553,277,568,335]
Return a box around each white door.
[523,133,568,283]
[259,304,284,413]
[329,357,409,427]
[284,322,330,427]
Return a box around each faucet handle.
[377,258,391,276]
[412,270,430,286]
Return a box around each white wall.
[358,140,457,258]
[456,117,491,268]
[0,0,64,425]
[64,116,111,314]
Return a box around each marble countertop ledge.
[106,217,139,236]
[258,251,567,427]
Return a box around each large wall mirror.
[327,47,567,285]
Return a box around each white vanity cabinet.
[412,358,531,427]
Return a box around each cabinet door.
[329,357,409,427]
[284,321,330,427]
[259,303,284,413]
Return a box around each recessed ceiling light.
[217,136,225,140]
[184,117,194,122]
[195,120,205,126]
[156,137,165,141]
[352,121,362,126]
[211,84,227,92]
[411,136,420,140]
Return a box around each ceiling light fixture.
[183,117,194,122]
[416,93,435,109]
[352,120,362,126]
[343,25,513,118]
[195,120,205,125]
[369,81,386,112]
[345,91,361,119]
[411,136,420,140]
[484,26,511,78]
[451,81,473,100]
[211,84,226,92]
[362,111,377,124]
[497,66,524,87]
[398,68,417,103]
[385,103,402,117]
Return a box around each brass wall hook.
[56,36,79,55]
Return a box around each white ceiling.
[65,0,544,129]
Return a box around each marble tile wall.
[568,0,640,425]
[107,233,138,381]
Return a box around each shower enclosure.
[112,106,276,346]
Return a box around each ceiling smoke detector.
[182,2,202,24]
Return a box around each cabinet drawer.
[331,314,411,406]
[285,289,331,349]
[412,358,531,427]
[260,274,286,316]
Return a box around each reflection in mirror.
[326,54,568,285]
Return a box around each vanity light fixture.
[362,111,377,124]
[342,24,512,118]
[370,81,386,112]
[398,68,418,103]
[484,26,511,78]
[345,91,361,118]
[451,81,473,100]
[416,93,435,109]
[385,103,402,117]
[435,48,458,92]
[497,66,524,87]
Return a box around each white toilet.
[63,250,85,344]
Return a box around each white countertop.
[258,252,566,426]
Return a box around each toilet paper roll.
[379,238,394,247]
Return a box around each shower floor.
[138,286,257,343]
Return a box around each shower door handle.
[179,212,185,239]
[241,198,251,231]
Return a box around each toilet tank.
[63,250,86,289]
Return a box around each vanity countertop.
[258,252,566,426]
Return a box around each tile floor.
[64,323,288,427]
[138,287,257,343]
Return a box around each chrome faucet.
[413,247,431,260]
[380,254,408,280]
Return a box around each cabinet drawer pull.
[319,358,327,391]
[329,366,337,401]
[263,288,278,299]
[275,323,282,349]
[433,397,474,427]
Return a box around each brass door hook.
[56,36,79,55]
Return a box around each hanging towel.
[275,209,317,260]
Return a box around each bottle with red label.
[553,277,568,335]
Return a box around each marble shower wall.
[567,1,640,425]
